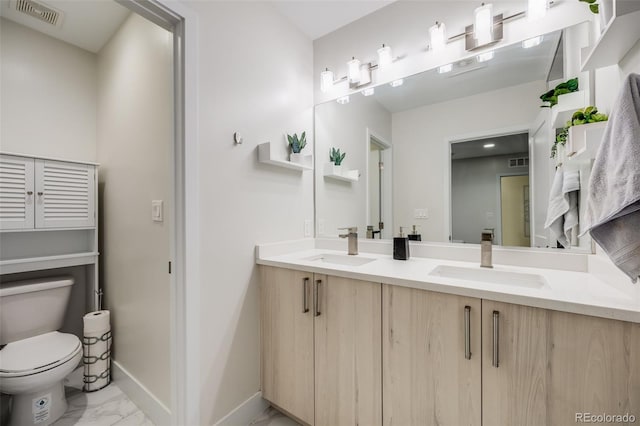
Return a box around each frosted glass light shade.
[347,57,361,83]
[429,22,447,51]
[527,0,548,21]
[377,45,393,68]
[320,69,334,93]
[474,3,493,46]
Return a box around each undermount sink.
[429,265,548,288]
[304,253,376,267]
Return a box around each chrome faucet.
[481,229,494,268]
[339,227,359,255]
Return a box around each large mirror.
[315,23,594,251]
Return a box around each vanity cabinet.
[383,285,482,426]
[260,266,382,426]
[0,154,96,230]
[483,301,640,425]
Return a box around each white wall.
[181,2,314,423]
[315,95,391,239]
[313,1,592,103]
[97,13,173,408]
[0,18,97,161]
[451,153,529,244]
[392,80,546,243]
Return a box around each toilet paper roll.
[83,310,111,392]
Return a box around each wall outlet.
[304,219,312,237]
[414,208,429,219]
[318,219,325,236]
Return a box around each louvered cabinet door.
[35,159,96,228]
[0,155,35,230]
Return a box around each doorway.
[500,174,531,247]
[367,130,392,239]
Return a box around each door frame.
[365,128,392,239]
[115,1,200,425]
[495,172,529,246]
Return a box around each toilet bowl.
[0,277,80,426]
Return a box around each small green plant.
[551,106,608,158]
[329,148,346,166]
[579,0,599,14]
[287,132,307,154]
[540,78,579,107]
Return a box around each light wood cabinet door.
[314,274,382,426]
[261,266,314,425]
[383,285,481,426]
[483,301,640,426]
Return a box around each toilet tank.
[0,276,74,345]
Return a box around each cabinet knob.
[37,192,43,196]
[26,191,33,195]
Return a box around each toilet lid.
[0,331,81,374]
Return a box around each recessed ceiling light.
[522,36,543,49]
[362,87,375,96]
[390,79,404,87]
[484,143,495,148]
[477,51,494,63]
[438,64,453,74]
[337,95,350,104]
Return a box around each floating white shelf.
[551,91,589,129]
[566,121,607,161]
[257,142,313,171]
[323,163,359,182]
[0,252,99,275]
[581,4,640,72]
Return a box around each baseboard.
[214,392,269,426]
[112,360,171,426]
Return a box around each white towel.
[582,73,640,283]
[545,168,580,247]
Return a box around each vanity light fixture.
[527,0,548,21]
[476,50,494,62]
[337,95,350,104]
[377,44,393,68]
[320,68,334,93]
[362,87,375,96]
[390,79,404,87]
[522,35,543,48]
[429,21,447,51]
[483,143,496,148]
[474,3,494,46]
[438,63,453,74]
[347,57,362,84]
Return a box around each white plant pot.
[290,153,305,163]
[325,163,344,175]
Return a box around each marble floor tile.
[249,407,301,426]
[51,367,154,426]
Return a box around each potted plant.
[328,147,346,175]
[551,106,608,158]
[539,78,579,108]
[287,132,308,164]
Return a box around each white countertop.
[256,246,640,323]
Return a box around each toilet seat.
[0,331,81,378]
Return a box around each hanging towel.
[545,168,580,247]
[582,73,640,283]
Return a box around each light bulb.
[438,63,453,74]
[474,3,493,46]
[320,68,334,93]
[347,57,361,83]
[362,87,375,96]
[429,22,447,51]
[477,51,494,62]
[337,95,350,104]
[377,44,393,68]
[527,0,547,21]
[483,143,495,148]
[522,36,543,49]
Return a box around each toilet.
[0,277,82,426]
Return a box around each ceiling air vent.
[508,157,529,168]
[14,0,63,26]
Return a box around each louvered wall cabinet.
[0,153,99,304]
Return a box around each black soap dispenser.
[393,227,410,260]
[407,225,422,241]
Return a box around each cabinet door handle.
[302,277,309,313]
[492,310,500,368]
[314,279,322,317]
[464,306,472,360]
[37,192,43,196]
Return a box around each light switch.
[414,208,429,219]
[318,219,325,236]
[152,200,164,222]
[304,219,312,237]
